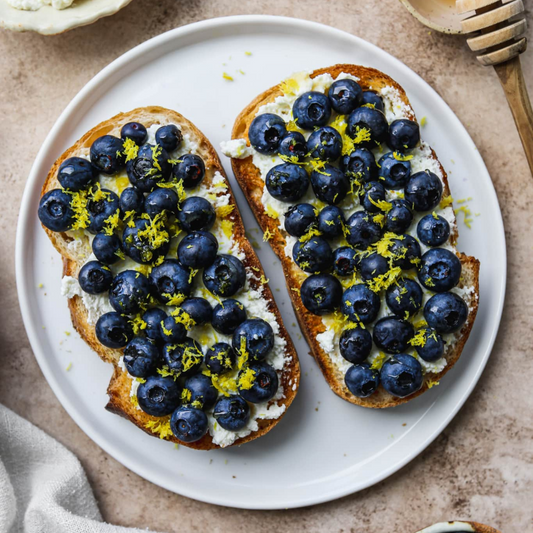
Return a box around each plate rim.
[15,14,507,509]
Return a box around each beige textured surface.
[0,1,532,532]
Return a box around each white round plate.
[16,15,506,509]
[0,0,132,35]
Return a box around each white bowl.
[0,0,133,35]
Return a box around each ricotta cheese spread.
[223,71,474,383]
[60,122,292,448]
[7,0,74,10]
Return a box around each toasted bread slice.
[229,65,479,408]
[40,106,300,449]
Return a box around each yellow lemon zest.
[163,292,186,306]
[216,204,235,218]
[222,72,234,81]
[221,219,234,239]
[370,352,387,370]
[265,204,279,219]
[144,417,173,439]
[129,314,147,335]
[439,195,453,209]
[263,228,274,241]
[122,137,139,162]
[393,152,413,162]
[236,336,249,370]
[280,77,300,96]
[103,208,121,236]
[427,379,440,389]
[237,367,256,390]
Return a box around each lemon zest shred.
[122,137,139,162]
[144,417,173,439]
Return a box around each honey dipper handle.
[494,55,533,176]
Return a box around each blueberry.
[328,78,363,114]
[172,154,206,189]
[155,125,182,152]
[345,363,380,397]
[266,163,309,202]
[121,122,147,145]
[238,362,278,403]
[390,235,422,270]
[417,214,451,247]
[127,144,171,192]
[339,327,373,364]
[386,278,423,317]
[170,406,208,442]
[310,165,349,205]
[388,119,420,152]
[333,246,359,277]
[204,342,235,375]
[346,210,383,249]
[144,188,179,218]
[378,152,411,190]
[109,270,151,315]
[119,187,144,217]
[184,373,218,409]
[380,353,423,398]
[95,312,133,348]
[178,231,218,269]
[278,131,307,162]
[292,91,331,130]
[233,319,274,361]
[414,328,444,362]
[86,189,120,234]
[347,107,388,146]
[163,338,203,376]
[90,135,125,175]
[341,147,378,183]
[360,253,389,283]
[123,337,160,378]
[317,205,345,239]
[58,157,97,191]
[92,233,123,265]
[293,236,333,273]
[180,297,213,326]
[361,91,384,112]
[249,113,287,154]
[177,196,216,232]
[306,126,342,162]
[284,203,317,237]
[385,199,413,234]
[300,273,342,315]
[203,254,246,297]
[38,189,74,232]
[373,317,414,354]
[405,171,443,212]
[122,218,170,265]
[142,308,167,343]
[341,284,381,324]
[212,299,247,335]
[150,259,193,304]
[418,248,461,292]
[213,395,250,431]
[137,375,181,417]
[424,292,468,334]
[78,260,113,294]
[360,181,386,213]
[160,314,187,343]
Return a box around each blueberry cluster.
[248,78,468,400]
[39,121,280,443]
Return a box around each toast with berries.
[226,65,479,408]
[39,106,300,449]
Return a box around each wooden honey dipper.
[400,0,533,175]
